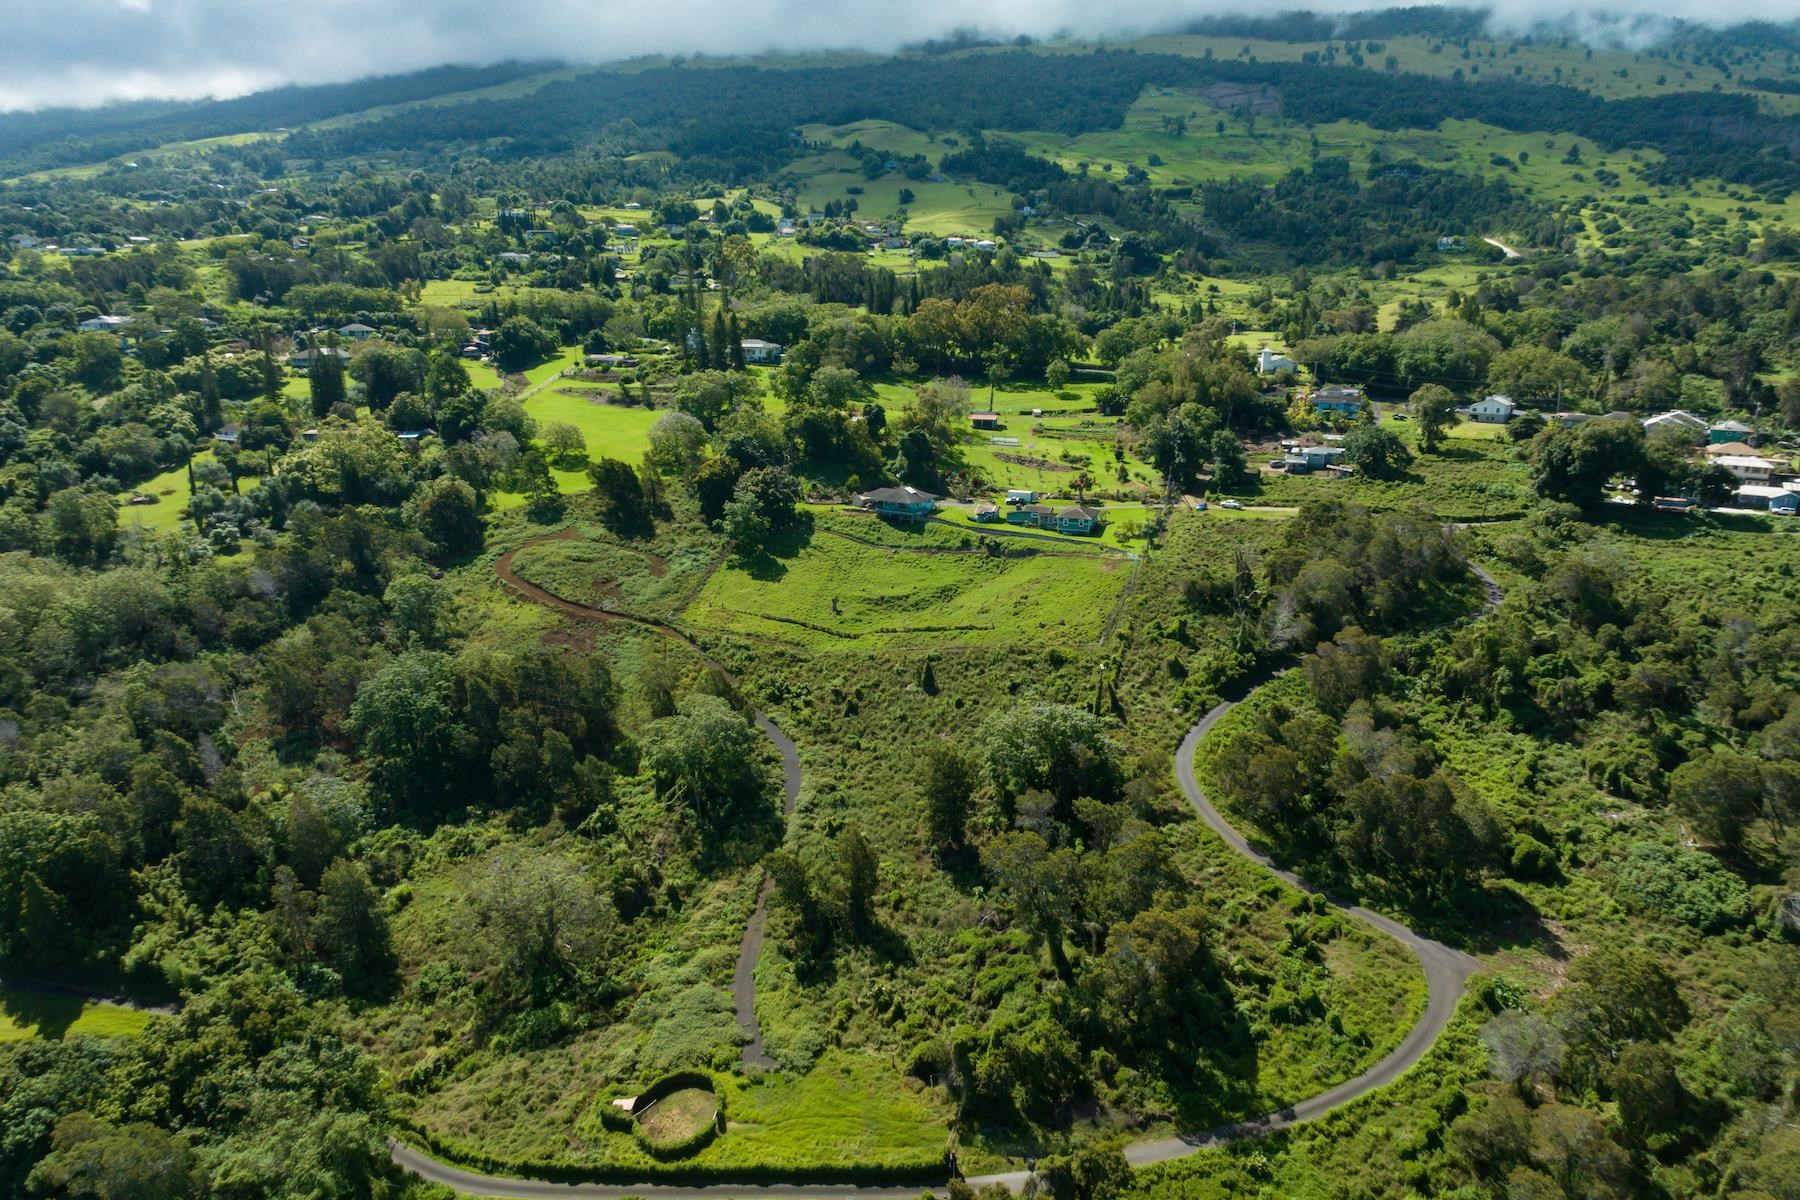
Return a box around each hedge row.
[389,1116,949,1188]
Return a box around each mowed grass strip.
[0,987,152,1042]
[683,521,1130,648]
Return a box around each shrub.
[1615,842,1750,931]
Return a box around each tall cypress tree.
[710,310,730,372]
[199,354,222,432]
[308,336,346,418]
[728,314,746,372]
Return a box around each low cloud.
[2,1,1796,112]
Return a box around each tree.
[314,859,394,997]
[1480,1010,1565,1092]
[1045,358,1071,391]
[1489,345,1589,404]
[983,831,1081,977]
[307,342,346,418]
[348,344,426,410]
[406,476,484,559]
[646,411,708,475]
[425,350,472,403]
[1530,1105,1629,1200]
[723,466,802,553]
[347,651,468,816]
[540,421,587,468]
[489,316,558,372]
[838,825,878,932]
[1409,383,1458,453]
[588,457,652,538]
[1208,430,1249,488]
[174,797,262,909]
[1532,419,1645,507]
[978,702,1122,804]
[921,744,975,851]
[640,694,770,829]
[1669,747,1764,850]
[1342,424,1413,479]
[25,1113,200,1200]
[691,456,742,525]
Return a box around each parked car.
[1220,499,1244,509]
[1191,500,1207,511]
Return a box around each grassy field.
[118,451,264,534]
[681,511,1133,649]
[505,528,719,619]
[0,986,153,1041]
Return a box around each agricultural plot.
[681,513,1132,649]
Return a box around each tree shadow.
[0,987,85,1038]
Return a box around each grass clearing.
[682,511,1132,649]
[634,1088,717,1144]
[0,987,152,1041]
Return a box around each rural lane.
[391,538,1500,1197]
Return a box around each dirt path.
[394,534,1504,1197]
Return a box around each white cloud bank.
[2,0,1796,111]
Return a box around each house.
[1652,496,1696,514]
[1256,347,1296,375]
[1007,503,1054,526]
[623,201,643,210]
[1311,385,1364,415]
[1005,489,1038,505]
[78,315,130,333]
[1471,394,1516,423]
[972,502,1001,523]
[739,339,783,365]
[855,485,937,522]
[1436,236,1465,252]
[970,412,1001,431]
[613,224,637,237]
[212,424,240,445]
[1732,484,1800,512]
[1714,455,1778,483]
[1642,410,1709,441]
[1052,505,1103,535]
[1549,411,1592,428]
[1709,420,1755,445]
[973,239,997,252]
[1294,445,1348,471]
[338,322,376,341]
[286,346,352,370]
[9,233,41,248]
[496,251,531,263]
[1704,440,1756,458]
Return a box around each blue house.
[1052,505,1103,535]
[1311,385,1364,416]
[856,485,937,522]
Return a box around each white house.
[1714,455,1778,483]
[337,322,376,341]
[78,314,130,333]
[739,339,783,365]
[1470,394,1516,423]
[1256,347,1296,375]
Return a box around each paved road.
[396,534,1500,1197]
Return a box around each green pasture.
[682,512,1132,649]
[784,147,1016,236]
[0,986,152,1041]
[118,451,264,534]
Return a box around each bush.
[1508,833,1558,880]
[1615,842,1750,931]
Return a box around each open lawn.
[634,1088,717,1145]
[681,512,1133,649]
[0,987,152,1041]
[118,451,263,534]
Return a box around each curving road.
[392,535,1499,1197]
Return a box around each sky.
[3,0,1798,112]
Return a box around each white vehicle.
[1219,499,1244,510]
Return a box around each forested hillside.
[0,10,1796,1200]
